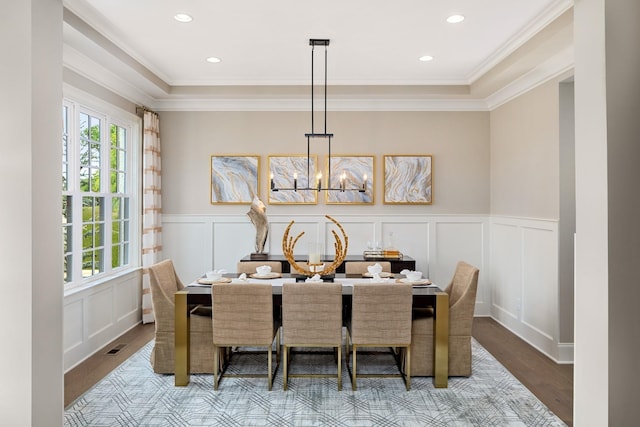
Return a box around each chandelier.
[270,39,366,193]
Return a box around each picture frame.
[325,155,374,204]
[268,155,318,204]
[383,155,433,204]
[210,155,259,204]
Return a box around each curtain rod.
[136,105,157,117]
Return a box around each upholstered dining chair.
[344,261,392,275]
[281,282,343,391]
[410,261,479,377]
[346,282,413,391]
[148,259,215,374]
[211,283,280,390]
[236,261,282,275]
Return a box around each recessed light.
[419,55,434,62]
[206,57,222,63]
[174,13,193,23]
[446,14,465,24]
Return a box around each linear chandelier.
[270,39,366,193]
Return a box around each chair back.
[212,283,274,346]
[282,282,342,345]
[345,261,391,275]
[444,261,479,336]
[148,259,184,332]
[236,261,282,274]
[350,283,413,346]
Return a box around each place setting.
[396,269,433,286]
[195,269,231,285]
[249,264,282,279]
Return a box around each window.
[63,97,138,287]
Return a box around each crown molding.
[485,46,574,110]
[466,0,574,84]
[152,97,489,112]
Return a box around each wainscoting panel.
[490,222,522,320]
[521,225,558,341]
[63,269,141,371]
[433,219,488,316]
[381,221,430,273]
[490,217,562,361]
[163,219,212,282]
[86,287,114,340]
[64,299,84,354]
[213,220,254,275]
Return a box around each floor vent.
[106,343,127,355]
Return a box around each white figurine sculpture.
[247,196,268,254]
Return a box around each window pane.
[123,198,130,220]
[62,195,72,224]
[63,225,72,253]
[112,197,121,219]
[112,245,120,268]
[62,106,69,191]
[64,254,72,283]
[80,113,89,138]
[110,171,118,193]
[82,224,93,250]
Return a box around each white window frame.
[63,88,140,291]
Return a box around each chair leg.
[337,345,342,391]
[283,345,289,391]
[268,344,273,391]
[351,345,357,391]
[405,345,411,391]
[214,345,220,390]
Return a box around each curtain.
[141,111,162,324]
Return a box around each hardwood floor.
[64,318,573,426]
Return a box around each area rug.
[64,339,565,426]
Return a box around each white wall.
[163,213,491,317]
[574,0,609,424]
[0,0,64,424]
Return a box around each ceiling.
[62,0,573,108]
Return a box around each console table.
[240,254,415,273]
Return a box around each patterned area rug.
[65,340,565,426]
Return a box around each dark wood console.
[240,254,415,273]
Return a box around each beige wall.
[159,110,490,215]
[490,78,562,219]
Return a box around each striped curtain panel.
[141,111,163,324]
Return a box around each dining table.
[174,274,449,388]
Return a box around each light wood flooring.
[64,317,573,426]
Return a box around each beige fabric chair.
[148,259,215,374]
[236,261,282,274]
[410,261,479,376]
[212,283,280,390]
[282,282,343,390]
[346,282,413,390]
[344,261,391,275]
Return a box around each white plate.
[396,278,432,285]
[249,272,282,279]
[362,272,394,278]
[198,277,232,284]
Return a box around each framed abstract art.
[210,155,259,204]
[383,155,433,204]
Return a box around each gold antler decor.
[282,215,349,277]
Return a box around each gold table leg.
[175,290,190,386]
[434,291,449,388]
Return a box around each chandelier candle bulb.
[270,172,277,191]
[293,172,298,191]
